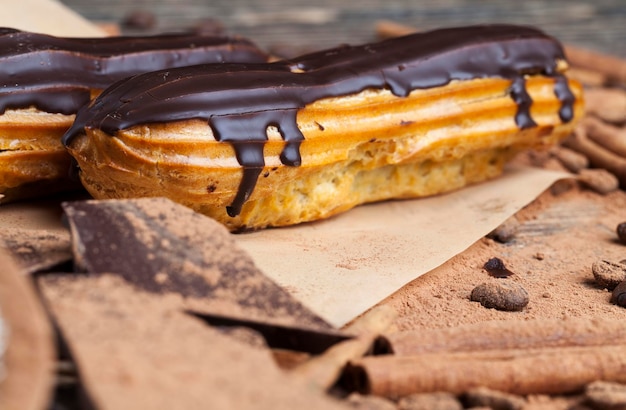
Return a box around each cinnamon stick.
[291,305,395,391]
[385,317,626,355]
[345,344,626,398]
[562,127,626,186]
[341,317,626,398]
[583,88,626,124]
[583,116,626,157]
[292,333,380,392]
[564,44,626,85]
[567,67,607,87]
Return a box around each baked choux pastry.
[0,28,267,201]
[64,24,583,231]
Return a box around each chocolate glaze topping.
[0,27,267,115]
[63,24,575,217]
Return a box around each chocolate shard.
[61,197,333,331]
[0,249,55,410]
[186,311,351,354]
[37,272,348,410]
[0,228,71,274]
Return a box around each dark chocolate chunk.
[0,228,71,274]
[483,257,515,278]
[61,197,332,331]
[37,271,346,409]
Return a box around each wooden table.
[60,0,626,57]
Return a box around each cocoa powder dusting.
[62,198,332,330]
[381,182,626,331]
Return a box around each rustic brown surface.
[381,183,626,331]
[59,0,626,58]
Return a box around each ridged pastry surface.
[64,25,584,231]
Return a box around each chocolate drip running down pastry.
[0,28,268,201]
[64,24,584,231]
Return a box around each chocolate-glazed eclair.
[0,28,267,201]
[64,24,583,231]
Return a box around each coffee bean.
[470,281,529,311]
[610,281,626,308]
[487,216,519,243]
[591,260,626,290]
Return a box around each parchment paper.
[235,166,569,327]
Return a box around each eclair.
[0,28,267,201]
[64,24,584,231]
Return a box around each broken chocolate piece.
[0,249,55,410]
[483,257,515,278]
[61,197,332,331]
[0,228,71,274]
[187,311,350,354]
[37,272,347,409]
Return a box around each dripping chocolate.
[63,24,576,217]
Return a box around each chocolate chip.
[470,281,529,311]
[483,257,514,278]
[617,222,626,245]
[610,281,626,308]
[591,260,626,290]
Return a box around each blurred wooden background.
[59,0,625,57]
